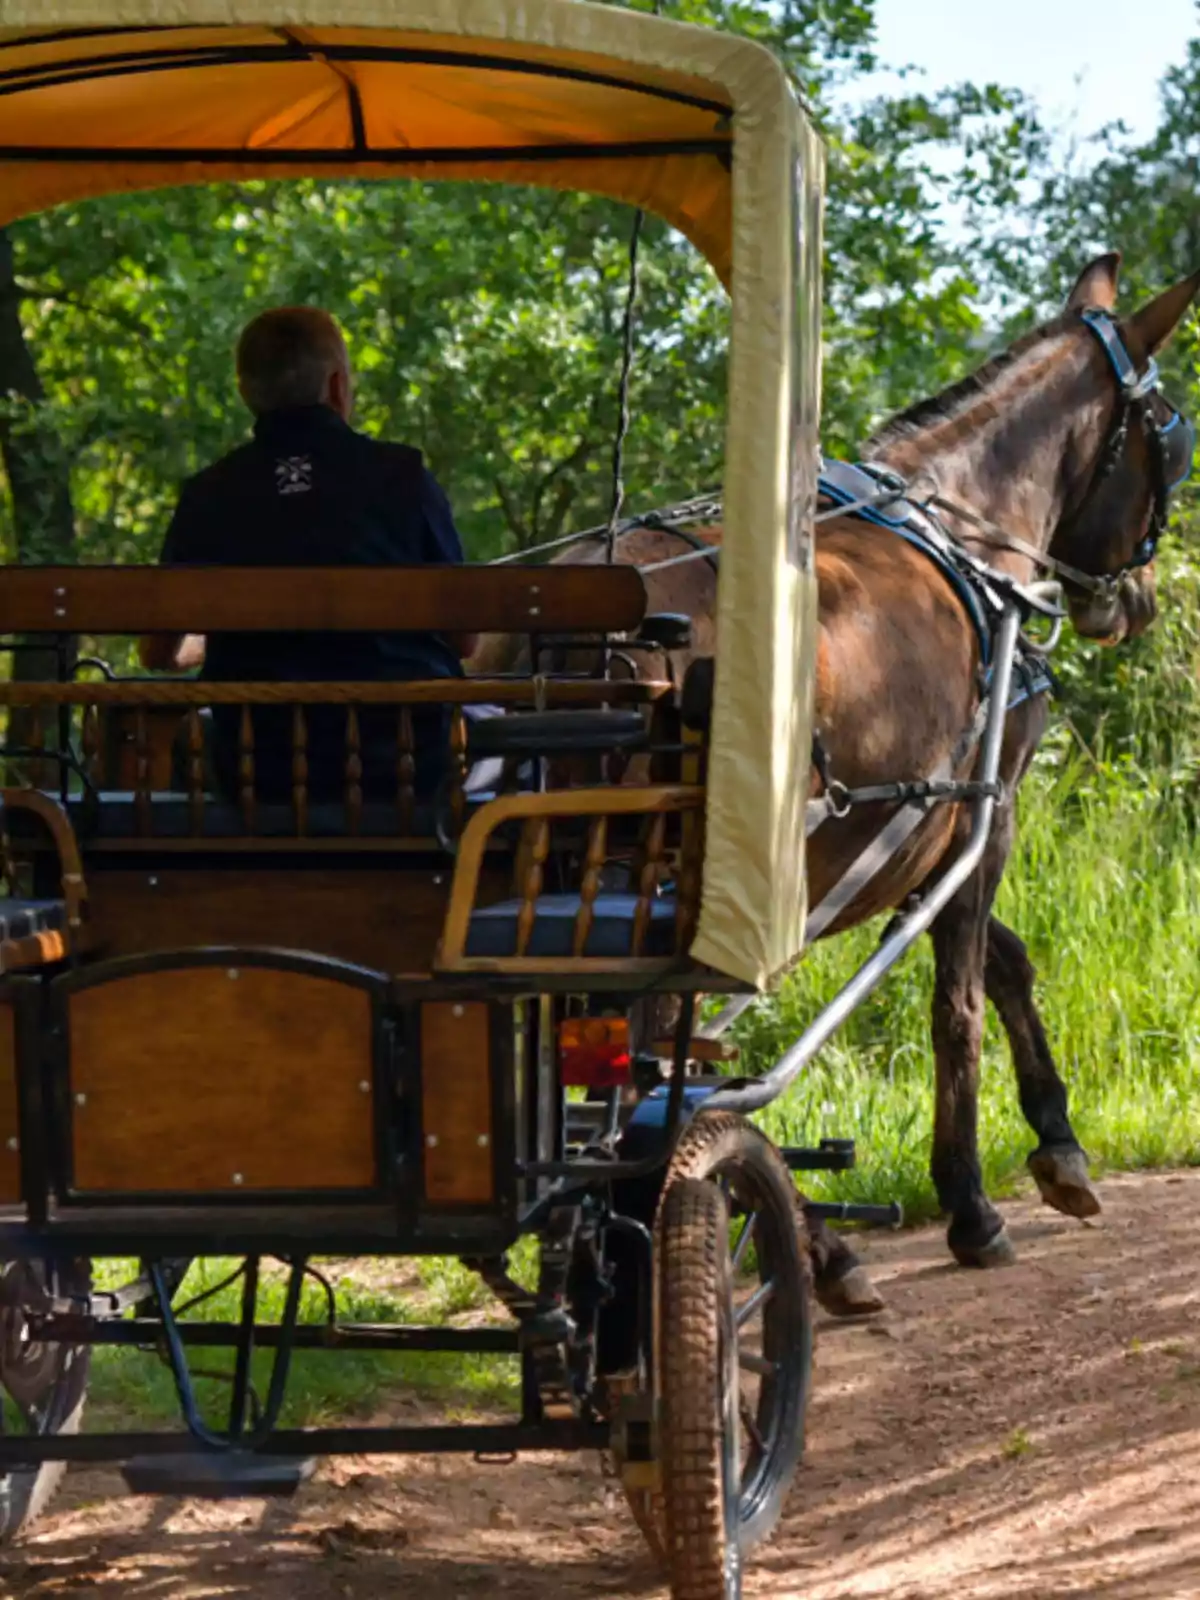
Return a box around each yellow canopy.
[0,0,825,990]
[0,9,736,280]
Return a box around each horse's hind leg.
[930,891,1014,1267]
[985,915,1101,1220]
[806,1207,885,1317]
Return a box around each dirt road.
[4,1169,1200,1599]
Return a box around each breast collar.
[817,457,1053,706]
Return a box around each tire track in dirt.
[4,1169,1200,1599]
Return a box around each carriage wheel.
[0,1260,90,1540]
[652,1114,813,1597]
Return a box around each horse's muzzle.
[1067,564,1158,645]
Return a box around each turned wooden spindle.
[25,712,44,791]
[676,804,705,951]
[572,816,608,957]
[81,705,102,788]
[186,709,205,836]
[515,817,550,957]
[0,823,16,897]
[344,707,363,835]
[134,709,151,837]
[291,705,309,837]
[396,709,415,834]
[632,813,667,955]
[449,708,468,838]
[238,704,256,834]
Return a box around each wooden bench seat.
[465,892,678,959]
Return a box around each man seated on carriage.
[140,306,478,802]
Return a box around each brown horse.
[472,252,1200,1301]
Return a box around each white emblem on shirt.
[275,455,314,496]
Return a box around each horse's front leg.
[984,914,1101,1220]
[930,888,1013,1267]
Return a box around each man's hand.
[448,631,480,661]
[139,633,206,673]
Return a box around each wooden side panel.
[0,565,647,636]
[0,1002,18,1203]
[87,868,457,975]
[420,1002,494,1205]
[68,967,377,1193]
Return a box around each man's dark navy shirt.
[160,405,467,799]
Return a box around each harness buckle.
[824,779,853,821]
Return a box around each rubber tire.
[659,1177,740,1600]
[624,1114,813,1571]
[0,1259,91,1542]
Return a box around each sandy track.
[4,1169,1200,1599]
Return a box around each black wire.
[604,206,646,569]
[171,1262,247,1319]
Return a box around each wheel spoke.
[735,1277,775,1330]
[738,1349,778,1378]
[731,1212,757,1271]
[739,1393,766,1455]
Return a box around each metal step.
[781,1137,856,1172]
[121,1451,316,1498]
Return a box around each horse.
[470,252,1200,1308]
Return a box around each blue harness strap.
[818,458,996,667]
[817,457,1055,711]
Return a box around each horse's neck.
[869,336,1102,582]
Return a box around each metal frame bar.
[0,139,728,167]
[34,1316,522,1353]
[0,38,731,115]
[0,1421,609,1466]
[704,604,1021,1114]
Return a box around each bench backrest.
[0,564,647,635]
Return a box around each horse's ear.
[1128,267,1200,355]
[1065,251,1121,311]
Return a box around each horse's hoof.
[1028,1145,1102,1220]
[815,1264,886,1318]
[950,1225,1016,1269]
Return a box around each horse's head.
[1050,252,1200,644]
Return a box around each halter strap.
[1079,307,1160,399]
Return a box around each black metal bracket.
[148,1256,306,1450]
[805,1200,903,1229]
[781,1138,856,1172]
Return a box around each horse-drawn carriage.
[0,6,1194,1600]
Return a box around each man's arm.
[139,482,207,673]
[419,469,479,661]
[139,632,206,673]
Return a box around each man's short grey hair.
[236,307,349,415]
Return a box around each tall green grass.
[745,734,1200,1221]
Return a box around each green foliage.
[0,0,1047,565]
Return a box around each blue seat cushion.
[465,893,677,959]
[0,898,65,942]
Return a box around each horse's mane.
[867,314,1070,451]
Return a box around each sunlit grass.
[84,1250,535,1431]
[745,748,1200,1222]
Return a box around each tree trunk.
[0,226,76,782]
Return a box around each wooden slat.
[0,565,647,636]
[438,785,704,971]
[0,1001,19,1203]
[84,867,507,974]
[420,1001,494,1205]
[0,678,670,708]
[68,966,378,1194]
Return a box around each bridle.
[919,308,1196,605]
[1070,306,1195,574]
